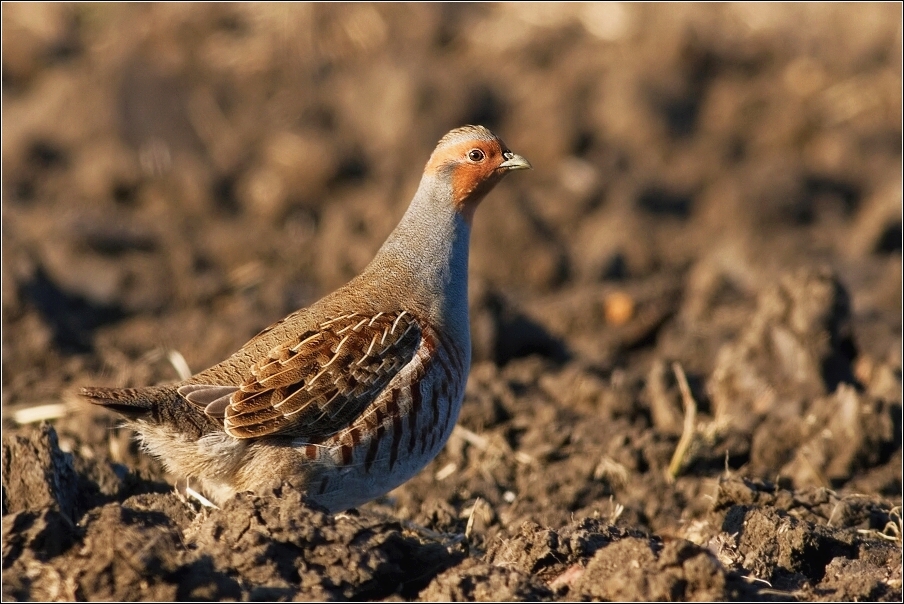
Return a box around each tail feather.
[80,384,222,438]
[80,386,165,418]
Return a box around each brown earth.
[2,4,902,601]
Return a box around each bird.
[80,125,531,512]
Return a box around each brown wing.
[187,311,421,440]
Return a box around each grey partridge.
[80,125,531,512]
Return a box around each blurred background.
[2,2,901,443]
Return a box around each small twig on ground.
[857,507,902,543]
[185,486,219,509]
[607,495,625,524]
[434,462,457,481]
[666,362,697,483]
[464,497,483,542]
[10,402,71,424]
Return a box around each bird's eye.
[467,149,485,162]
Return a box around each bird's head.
[424,125,531,223]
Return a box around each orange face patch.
[425,139,507,220]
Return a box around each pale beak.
[499,152,532,171]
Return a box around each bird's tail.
[79,385,173,418]
[80,384,221,438]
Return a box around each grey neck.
[363,176,471,331]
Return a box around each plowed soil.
[3,4,902,601]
